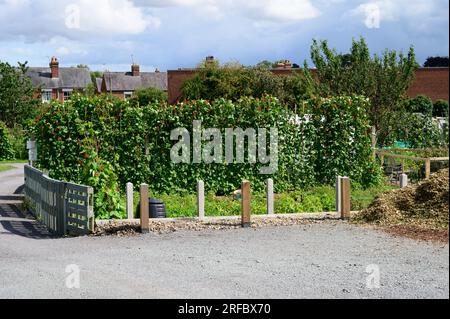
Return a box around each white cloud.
[350,0,441,30]
[0,0,160,41]
[136,0,321,22]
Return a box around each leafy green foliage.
[378,97,448,148]
[181,63,311,108]
[130,87,168,105]
[405,95,433,116]
[433,99,449,117]
[31,94,381,219]
[304,37,418,142]
[0,121,14,160]
[0,61,39,128]
[132,183,396,218]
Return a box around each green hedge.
[0,121,14,161]
[31,94,381,218]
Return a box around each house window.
[124,92,133,100]
[41,90,52,103]
[63,90,73,102]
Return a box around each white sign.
[27,140,36,150]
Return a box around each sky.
[0,0,448,72]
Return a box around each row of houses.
[26,57,167,103]
[25,56,449,104]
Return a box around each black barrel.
[136,198,166,219]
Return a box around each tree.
[424,56,449,67]
[303,37,419,146]
[0,61,39,128]
[181,60,311,108]
[130,87,168,106]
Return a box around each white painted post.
[126,182,134,219]
[336,176,342,213]
[266,178,274,215]
[197,180,205,219]
[400,174,408,189]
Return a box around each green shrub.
[130,87,168,106]
[405,95,434,116]
[433,99,449,117]
[31,94,381,219]
[0,121,14,160]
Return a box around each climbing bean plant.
[31,94,381,219]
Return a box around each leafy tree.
[181,61,311,108]
[130,87,168,105]
[303,37,419,146]
[433,99,449,117]
[424,56,449,67]
[90,70,103,84]
[405,95,433,116]
[256,60,274,69]
[0,61,39,128]
[0,121,14,160]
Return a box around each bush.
[130,87,168,106]
[433,99,449,117]
[405,95,434,116]
[31,94,381,219]
[0,121,14,160]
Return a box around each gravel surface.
[0,219,448,299]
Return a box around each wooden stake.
[140,184,149,233]
[340,177,351,219]
[425,159,431,179]
[241,180,251,227]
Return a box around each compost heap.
[355,168,449,229]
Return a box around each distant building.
[25,57,91,103]
[167,57,450,105]
[99,64,168,100]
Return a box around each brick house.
[100,64,167,99]
[25,57,92,103]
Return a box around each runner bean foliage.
[31,94,381,219]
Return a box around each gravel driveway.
[0,221,448,299]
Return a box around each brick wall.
[407,68,449,102]
[168,67,449,104]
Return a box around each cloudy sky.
[0,0,448,71]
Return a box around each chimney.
[49,56,59,78]
[131,63,140,76]
[205,56,215,66]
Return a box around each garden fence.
[24,165,94,236]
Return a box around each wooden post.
[380,154,384,167]
[401,159,405,174]
[425,159,431,179]
[126,182,134,219]
[371,126,377,159]
[197,180,205,219]
[340,177,351,219]
[266,178,274,215]
[241,180,251,227]
[140,184,149,233]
